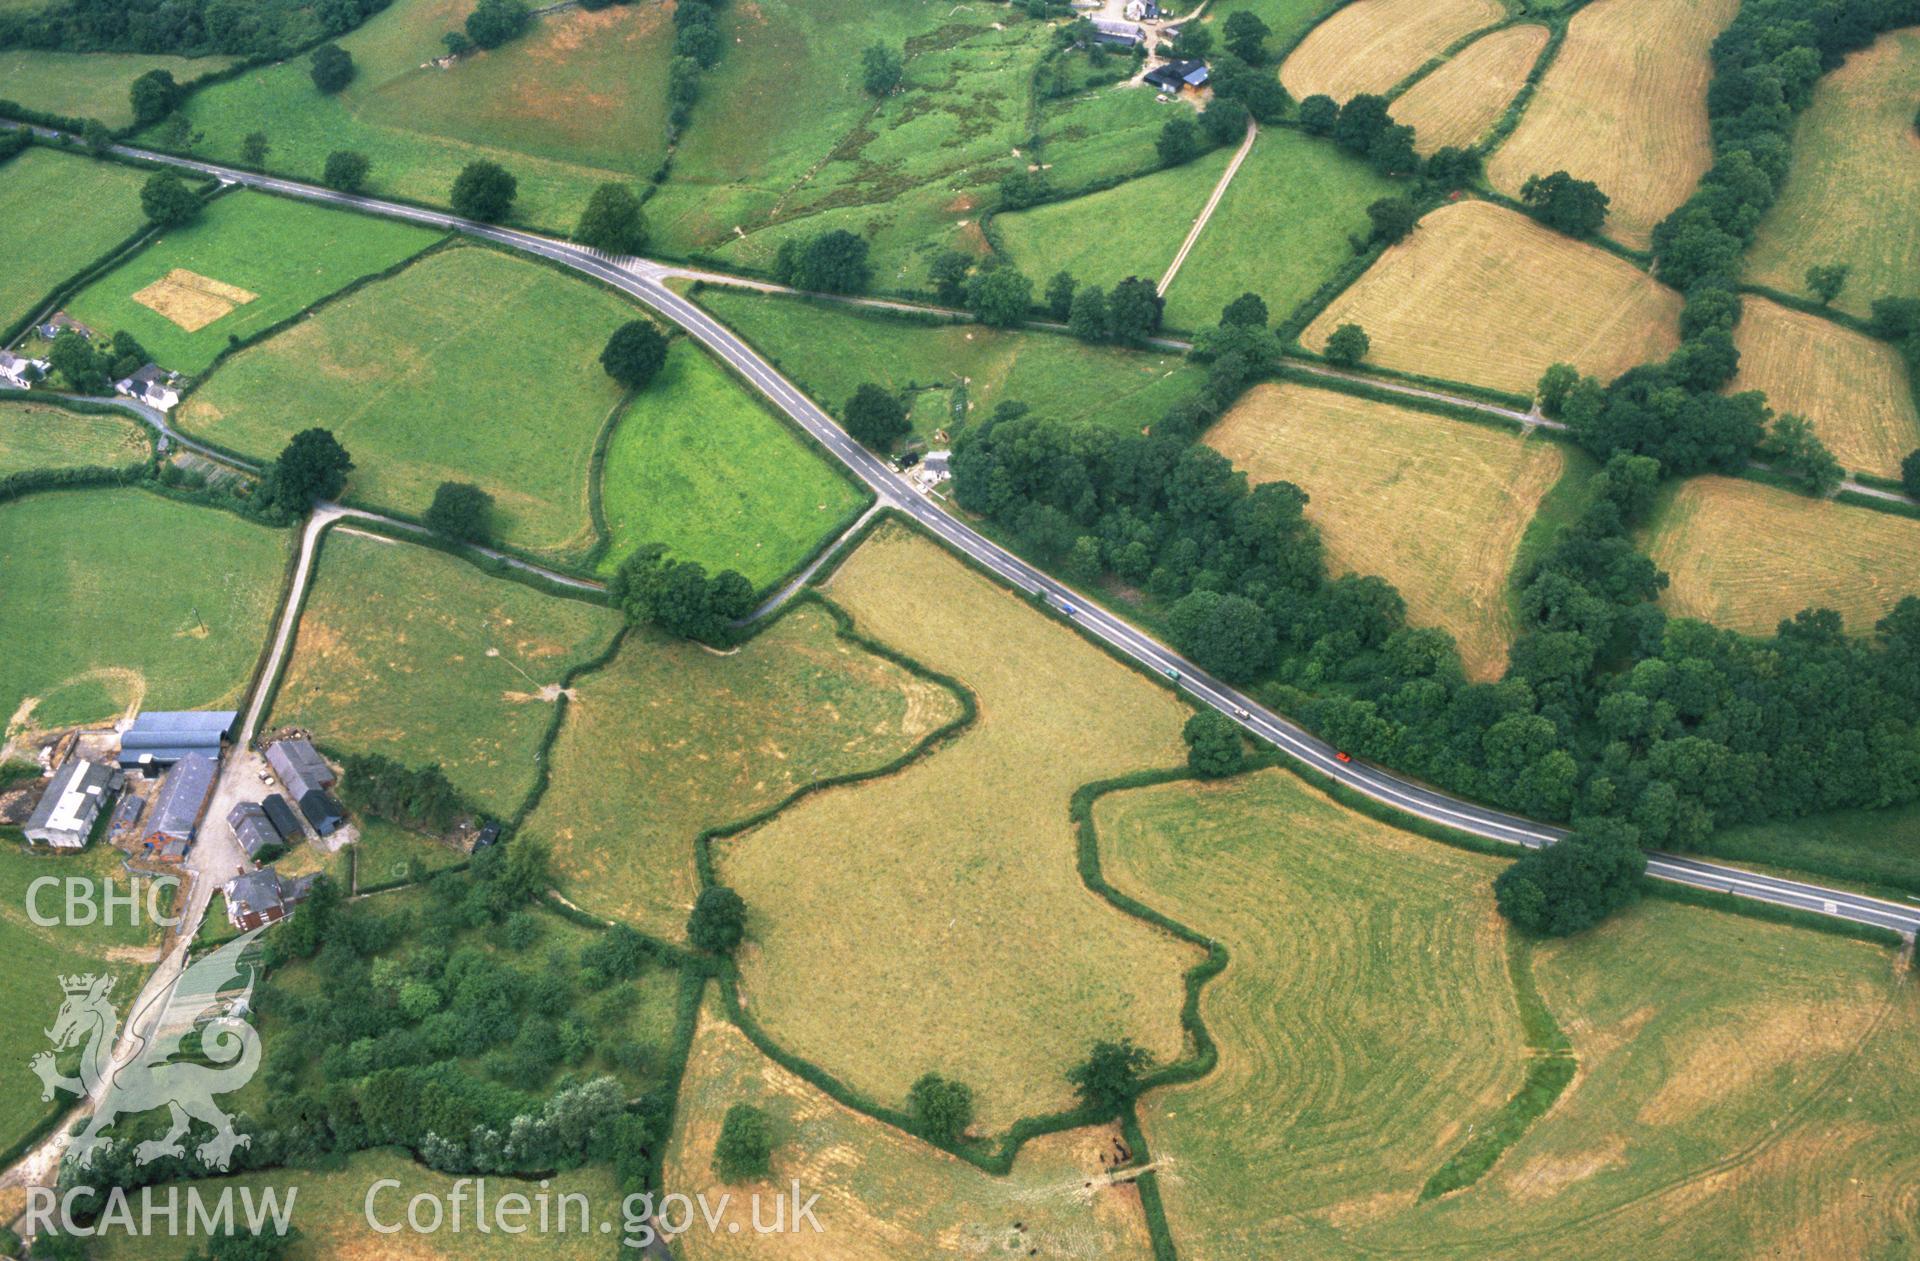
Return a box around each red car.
[1335,751,1353,764]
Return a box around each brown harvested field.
[1645,477,1920,636]
[1730,297,1920,479]
[1302,200,1682,395]
[527,600,963,940]
[1393,24,1550,155]
[665,999,1154,1260]
[1281,0,1504,101]
[1207,382,1564,679]
[717,523,1197,1130]
[1487,0,1740,250]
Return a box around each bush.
[573,183,649,255]
[465,0,531,49]
[139,171,200,227]
[684,887,748,957]
[711,1104,772,1182]
[861,43,902,96]
[450,160,517,222]
[1156,115,1203,166]
[600,320,668,390]
[1323,323,1369,367]
[907,1073,974,1145]
[323,150,371,193]
[1182,711,1244,777]
[426,481,495,544]
[842,383,910,450]
[309,43,355,93]
[771,229,871,293]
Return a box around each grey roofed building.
[261,793,302,841]
[224,869,317,931]
[1144,58,1209,92]
[265,738,334,802]
[143,752,217,852]
[226,800,285,861]
[1091,17,1145,45]
[119,710,237,770]
[24,758,119,849]
[298,787,345,837]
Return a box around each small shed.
[265,738,334,803]
[226,800,286,862]
[298,787,345,837]
[143,752,217,859]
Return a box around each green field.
[695,286,1204,442]
[597,340,865,588]
[347,816,467,890]
[268,528,621,818]
[0,146,152,334]
[1160,127,1395,331]
[64,188,440,376]
[0,487,284,733]
[180,246,634,557]
[0,840,164,1160]
[653,12,1070,288]
[158,0,673,232]
[1745,26,1920,316]
[1202,0,1345,58]
[992,145,1236,295]
[0,50,234,127]
[0,401,148,476]
[528,599,962,939]
[1691,799,1920,897]
[93,1149,623,1261]
[1102,770,1526,1254]
[1106,769,1920,1258]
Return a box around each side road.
[22,130,1920,938]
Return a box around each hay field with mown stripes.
[1302,200,1682,395]
[1486,0,1739,249]
[1206,381,1565,680]
[1280,0,1503,102]
[1729,297,1920,479]
[1393,24,1550,154]
[1646,477,1920,636]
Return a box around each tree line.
[0,0,391,59]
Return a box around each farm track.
[12,126,1920,943]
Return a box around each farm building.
[117,710,237,772]
[23,758,120,849]
[1144,59,1210,93]
[143,751,217,861]
[1092,18,1146,47]
[38,312,92,341]
[226,800,286,862]
[113,363,181,412]
[0,351,48,389]
[223,868,318,931]
[298,787,345,837]
[261,792,302,841]
[265,737,335,802]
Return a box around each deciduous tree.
[1323,323,1369,367]
[861,43,902,96]
[323,150,371,193]
[843,383,910,449]
[426,482,495,543]
[907,1073,974,1145]
[450,160,517,222]
[309,42,355,93]
[600,320,669,389]
[688,886,747,954]
[139,171,201,226]
[1183,711,1244,777]
[573,183,649,255]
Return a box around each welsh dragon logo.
[30,928,267,1171]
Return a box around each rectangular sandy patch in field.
[1645,476,1920,636]
[1486,0,1739,250]
[1393,24,1550,154]
[716,524,1198,1130]
[1729,297,1920,480]
[130,267,259,331]
[1207,381,1563,679]
[1280,0,1504,101]
[1302,200,1682,395]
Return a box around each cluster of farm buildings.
[0,311,183,409]
[19,711,344,930]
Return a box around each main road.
[45,135,1920,937]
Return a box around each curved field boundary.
[1419,932,1576,1198]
